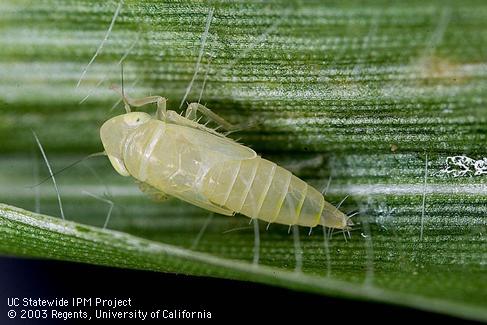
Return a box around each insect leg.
[136,181,171,202]
[185,103,238,131]
[321,174,332,276]
[110,85,167,118]
[129,95,167,119]
[191,213,214,250]
[82,190,114,229]
[252,218,260,266]
[322,225,331,277]
[293,225,303,273]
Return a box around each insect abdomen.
[202,157,325,227]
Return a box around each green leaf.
[0,0,486,321]
[1,203,486,321]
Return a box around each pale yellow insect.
[100,89,349,229]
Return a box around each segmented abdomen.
[202,157,325,227]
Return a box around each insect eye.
[124,113,150,127]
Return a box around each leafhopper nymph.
[100,88,350,230]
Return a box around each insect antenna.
[110,78,139,112]
[121,62,131,113]
[121,62,125,101]
[109,62,132,113]
[28,151,106,188]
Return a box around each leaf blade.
[1,203,486,322]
